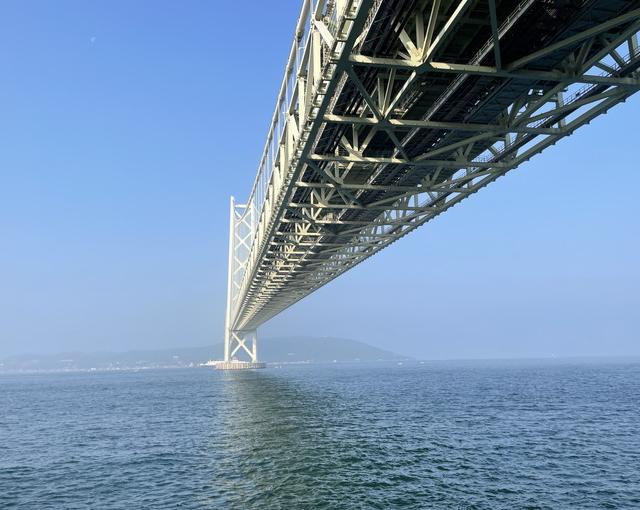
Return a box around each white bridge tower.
[218,197,265,370]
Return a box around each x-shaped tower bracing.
[224,0,640,363]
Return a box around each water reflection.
[211,370,348,508]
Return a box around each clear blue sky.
[1,1,638,359]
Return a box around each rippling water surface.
[2,360,639,509]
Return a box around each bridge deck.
[223,0,640,362]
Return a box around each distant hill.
[0,337,409,372]
[257,336,408,363]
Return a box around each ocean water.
[1,360,639,509]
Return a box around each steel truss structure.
[223,0,640,363]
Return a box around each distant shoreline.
[2,355,639,376]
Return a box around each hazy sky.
[1,1,638,360]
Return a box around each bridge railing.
[228,0,358,322]
[250,1,309,225]
[241,0,331,225]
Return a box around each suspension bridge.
[218,0,640,369]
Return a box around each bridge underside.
[223,0,640,361]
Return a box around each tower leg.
[218,329,265,370]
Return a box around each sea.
[1,359,639,509]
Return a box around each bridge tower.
[217,197,265,370]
